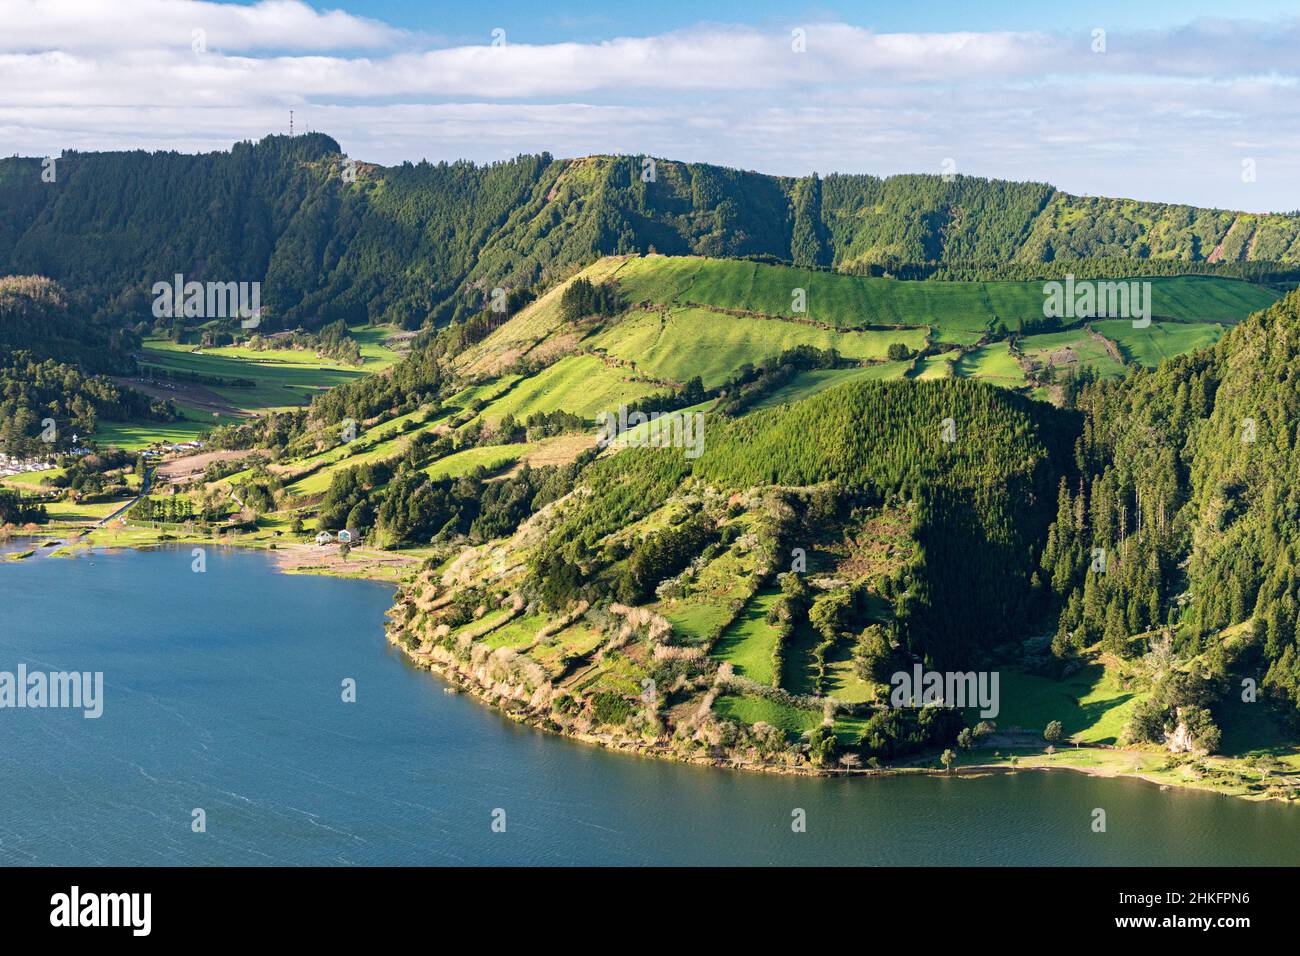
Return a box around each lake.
[1,545,1296,866]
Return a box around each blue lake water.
[0,545,1297,866]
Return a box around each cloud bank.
[3,0,1297,211]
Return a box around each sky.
[3,0,1299,212]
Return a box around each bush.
[590,691,634,726]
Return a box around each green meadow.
[475,354,660,424]
[588,308,928,387]
[1017,329,1127,378]
[987,662,1144,745]
[611,255,1279,334]
[713,694,823,738]
[954,344,1027,387]
[1092,319,1226,368]
[710,588,783,684]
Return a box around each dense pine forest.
[3,134,1299,339]
[0,275,175,456]
[1040,286,1300,726]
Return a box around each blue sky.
[4,0,1299,212]
[291,0,1300,42]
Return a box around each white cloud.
[0,0,407,52]
[2,4,1298,211]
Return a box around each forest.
[3,133,1298,342]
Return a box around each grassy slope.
[448,255,1276,430]
[1093,319,1225,368]
[614,255,1280,331]
[475,354,660,423]
[588,308,927,387]
[710,588,782,684]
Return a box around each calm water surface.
[1,546,1296,866]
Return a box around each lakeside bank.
[6,519,1298,805]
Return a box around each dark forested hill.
[2,135,1298,336]
[0,275,175,456]
[1041,284,1300,723]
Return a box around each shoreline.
[7,525,1297,804]
[383,617,1300,804]
[3,523,422,584]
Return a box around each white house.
[314,531,334,545]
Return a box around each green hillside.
[613,256,1279,331]
[6,139,1298,789]
[452,255,1279,421]
[3,135,1297,340]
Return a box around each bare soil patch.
[155,449,258,486]
[111,376,242,417]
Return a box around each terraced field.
[474,353,660,424]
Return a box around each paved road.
[92,467,152,529]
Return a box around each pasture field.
[134,325,400,417]
[93,415,237,451]
[750,362,912,409]
[712,694,823,738]
[474,354,660,424]
[138,338,373,412]
[988,661,1143,745]
[954,344,1027,387]
[41,496,127,523]
[162,326,404,370]
[94,327,403,450]
[1,467,64,488]
[709,588,783,685]
[587,308,928,387]
[1017,329,1126,378]
[1093,319,1225,368]
[423,444,533,480]
[611,255,1279,334]
[911,351,959,379]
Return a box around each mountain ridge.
[3,134,1298,336]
